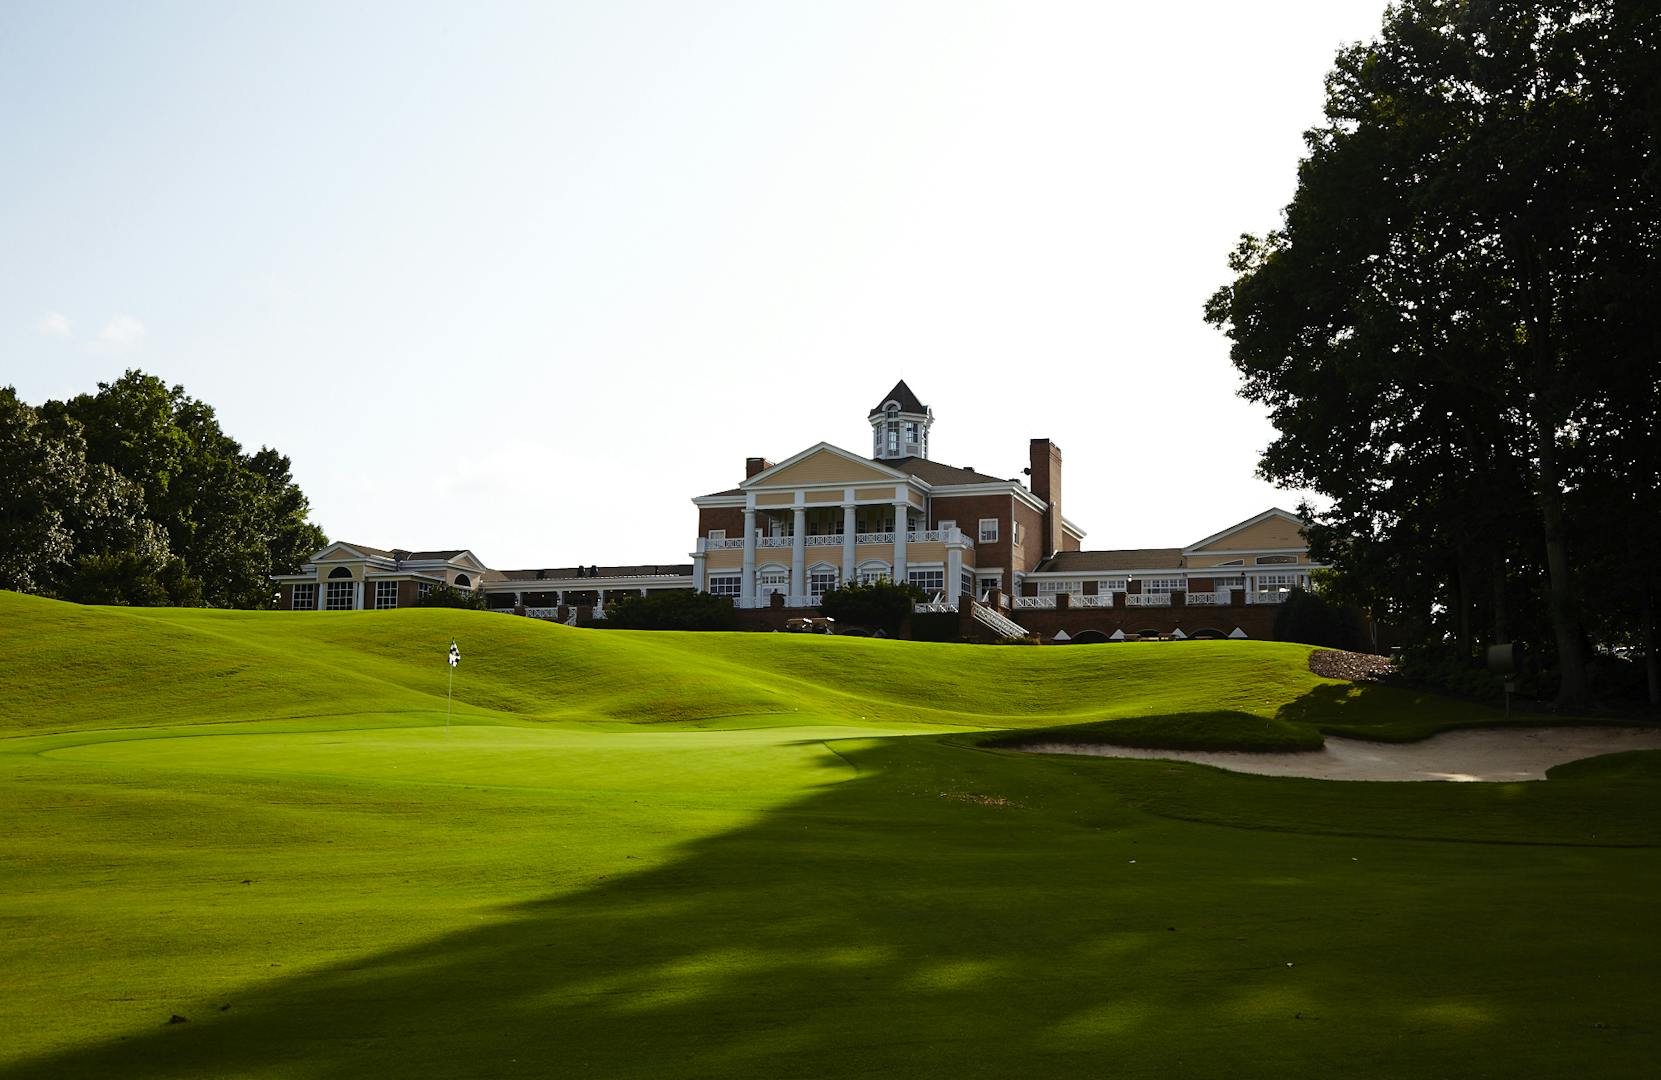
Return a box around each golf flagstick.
[447,639,460,734]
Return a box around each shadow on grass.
[1275,680,1512,742]
[5,737,1658,1080]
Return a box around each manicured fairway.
[1,592,1657,1078]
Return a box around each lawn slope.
[3,592,1658,1080]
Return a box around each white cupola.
[868,380,932,461]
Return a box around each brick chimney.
[1029,438,1063,558]
[746,457,774,479]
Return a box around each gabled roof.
[742,442,908,488]
[888,457,1010,487]
[1184,507,1306,553]
[315,541,395,560]
[1033,549,1185,573]
[868,379,928,418]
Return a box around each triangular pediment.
[313,542,383,562]
[1186,508,1307,553]
[743,443,906,489]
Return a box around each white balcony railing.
[705,538,746,551]
[805,534,841,547]
[1250,590,1290,605]
[524,607,560,620]
[1126,593,1173,607]
[757,536,791,549]
[1075,594,1115,608]
[1013,596,1055,610]
[1185,590,1225,606]
[856,532,895,544]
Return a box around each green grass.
[2,590,1658,1079]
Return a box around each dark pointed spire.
[868,379,928,419]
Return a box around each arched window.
[327,567,353,579]
[1255,555,1296,565]
[454,573,471,587]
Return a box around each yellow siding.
[761,451,896,487]
[855,486,896,501]
[755,493,793,507]
[1187,555,1250,569]
[1193,516,1307,553]
[806,490,843,503]
[706,550,743,571]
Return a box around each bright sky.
[1,2,1389,569]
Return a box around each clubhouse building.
[274,381,1322,640]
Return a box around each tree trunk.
[1491,547,1509,645]
[1509,228,1589,707]
[1644,577,1660,708]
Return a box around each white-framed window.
[1256,555,1297,565]
[1096,578,1127,593]
[708,529,726,541]
[1211,576,1245,589]
[1037,580,1078,596]
[374,581,398,609]
[1012,520,1023,544]
[419,582,432,597]
[809,569,837,600]
[978,518,999,543]
[324,581,354,610]
[291,583,316,610]
[960,571,974,600]
[887,429,899,454]
[858,564,891,586]
[979,575,1001,596]
[757,568,788,596]
[908,569,945,596]
[1256,573,1299,589]
[1142,577,1184,594]
[707,575,741,597]
[938,519,955,532]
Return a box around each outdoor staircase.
[971,602,1029,640]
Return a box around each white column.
[354,581,364,610]
[947,545,963,602]
[893,503,909,585]
[740,510,757,607]
[791,507,807,600]
[692,553,707,592]
[841,503,857,584]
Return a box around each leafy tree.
[0,388,81,593]
[603,590,737,631]
[818,580,925,635]
[42,371,327,608]
[1206,0,1661,705]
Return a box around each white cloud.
[94,314,146,352]
[37,311,71,337]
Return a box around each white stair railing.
[971,602,1029,640]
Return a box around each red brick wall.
[699,506,745,541]
[931,492,1016,592]
[1011,499,1045,574]
[1010,604,1279,641]
[1029,439,1063,558]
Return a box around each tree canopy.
[1,371,327,607]
[1206,0,1660,705]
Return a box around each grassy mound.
[4,592,1660,1080]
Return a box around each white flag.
[448,641,460,668]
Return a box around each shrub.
[819,580,924,635]
[601,590,736,631]
[414,585,489,610]
[1273,587,1367,651]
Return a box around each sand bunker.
[1020,726,1661,782]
